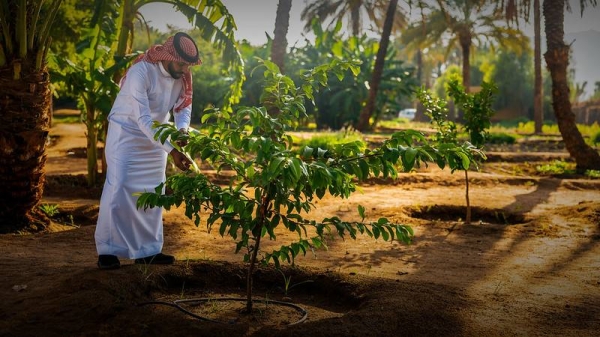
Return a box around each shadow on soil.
[3,261,469,337]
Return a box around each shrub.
[592,130,600,146]
[296,131,366,152]
[487,132,516,145]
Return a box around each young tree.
[137,59,479,313]
[0,0,63,231]
[417,78,495,224]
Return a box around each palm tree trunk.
[0,64,52,231]
[543,0,600,171]
[460,33,471,93]
[414,49,427,122]
[533,0,543,134]
[356,0,398,131]
[271,0,292,74]
[350,5,360,37]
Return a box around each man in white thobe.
[95,32,200,269]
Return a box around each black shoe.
[134,253,175,265]
[98,255,120,270]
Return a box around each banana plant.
[289,19,416,130]
[112,0,244,110]
[50,1,129,186]
[51,0,244,186]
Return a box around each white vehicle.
[398,108,416,120]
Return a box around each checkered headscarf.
[122,32,201,112]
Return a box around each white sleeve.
[174,105,192,131]
[126,65,174,153]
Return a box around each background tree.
[498,0,545,133]
[356,0,399,131]
[289,20,416,130]
[271,0,292,74]
[301,0,406,37]
[401,0,529,94]
[542,0,600,170]
[490,50,534,118]
[533,0,543,133]
[0,0,63,231]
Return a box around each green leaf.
[403,148,417,171]
[372,226,380,239]
[380,226,389,241]
[358,205,366,220]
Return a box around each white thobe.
[95,61,191,259]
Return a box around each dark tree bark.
[543,0,600,170]
[414,49,428,122]
[534,0,544,133]
[0,63,52,231]
[271,0,292,74]
[459,30,472,94]
[356,0,398,131]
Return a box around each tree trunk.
[543,0,600,171]
[0,63,52,232]
[414,49,428,122]
[350,4,360,37]
[113,0,135,84]
[460,32,471,93]
[533,0,543,134]
[85,102,98,187]
[356,0,398,131]
[271,0,292,74]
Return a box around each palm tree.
[496,0,544,133]
[301,0,406,37]
[542,0,600,170]
[271,0,292,74]
[0,0,63,231]
[533,0,543,133]
[402,0,529,93]
[356,0,399,130]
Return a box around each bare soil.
[1,120,599,337]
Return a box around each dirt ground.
[1,120,599,337]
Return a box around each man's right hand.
[169,148,192,171]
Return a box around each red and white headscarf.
[122,32,202,112]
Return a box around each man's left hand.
[170,148,192,171]
[175,128,189,148]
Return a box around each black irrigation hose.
[138,297,308,325]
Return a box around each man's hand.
[175,128,189,148]
[170,148,192,171]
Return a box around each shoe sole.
[97,263,120,270]
[134,260,174,265]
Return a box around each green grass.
[52,115,82,124]
[535,160,600,179]
[39,203,60,217]
[296,130,366,151]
